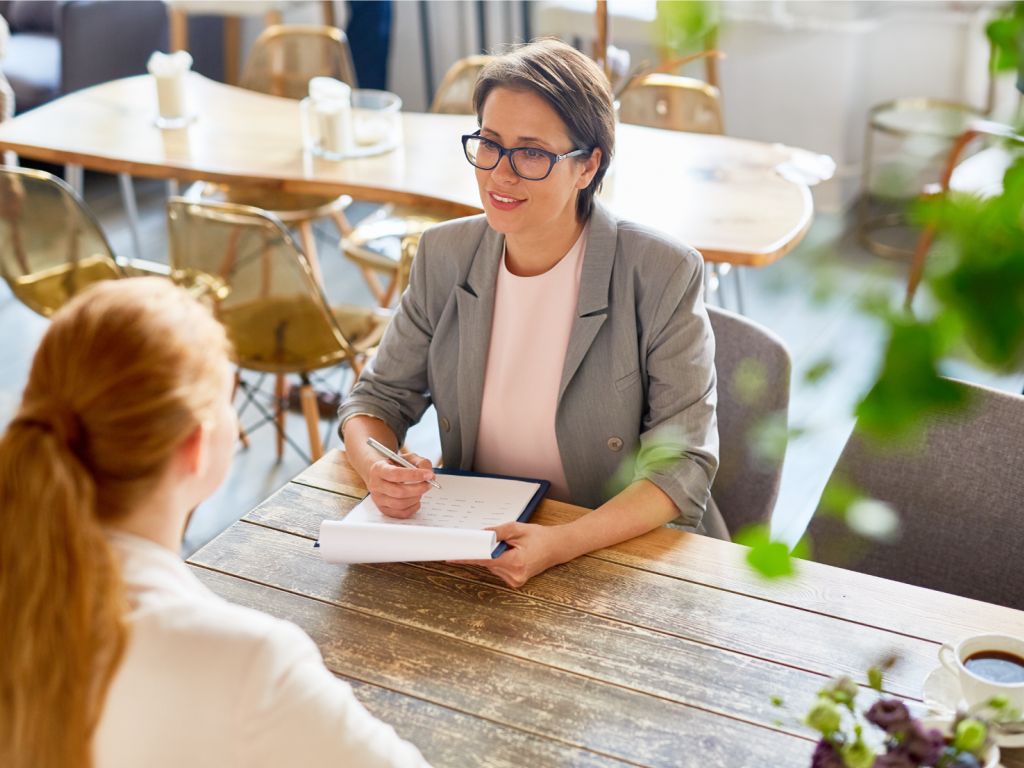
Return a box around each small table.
[0,74,824,268]
[187,450,1024,767]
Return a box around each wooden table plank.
[191,521,863,738]
[192,567,814,767]
[244,480,938,700]
[292,452,1024,643]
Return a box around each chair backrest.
[618,73,724,135]
[240,24,357,99]
[809,380,1024,610]
[0,165,121,317]
[707,306,792,532]
[166,198,356,374]
[430,55,494,115]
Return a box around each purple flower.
[811,740,845,768]
[872,750,916,768]
[902,721,945,765]
[865,699,913,734]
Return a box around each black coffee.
[964,650,1024,684]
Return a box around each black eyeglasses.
[461,131,591,181]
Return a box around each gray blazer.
[340,200,722,532]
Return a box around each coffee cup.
[939,633,1024,709]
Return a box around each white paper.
[318,473,542,564]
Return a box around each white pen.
[366,437,442,490]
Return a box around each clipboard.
[434,468,550,557]
[316,469,550,563]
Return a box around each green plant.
[791,667,1020,768]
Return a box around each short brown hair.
[473,38,615,221]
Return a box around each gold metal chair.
[617,73,724,135]
[342,55,494,307]
[240,23,358,98]
[0,166,123,317]
[166,197,389,462]
[187,24,357,281]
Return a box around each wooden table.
[0,74,825,266]
[187,450,1024,767]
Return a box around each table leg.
[118,173,144,263]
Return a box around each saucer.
[922,665,1024,749]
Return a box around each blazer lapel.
[455,226,503,468]
[558,201,617,403]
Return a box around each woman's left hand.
[455,522,567,588]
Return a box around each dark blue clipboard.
[433,468,550,558]
[314,470,550,559]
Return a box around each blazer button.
[607,436,623,452]
[440,417,451,433]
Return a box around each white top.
[474,232,586,500]
[93,531,429,768]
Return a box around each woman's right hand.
[365,452,436,518]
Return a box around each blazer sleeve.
[236,620,430,767]
[636,251,719,528]
[338,234,436,445]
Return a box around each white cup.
[939,633,1024,709]
[148,50,193,129]
[155,74,187,120]
[300,77,354,159]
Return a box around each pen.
[366,437,442,490]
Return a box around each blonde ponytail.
[0,278,230,768]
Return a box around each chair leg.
[232,370,250,449]
[358,265,390,306]
[298,221,323,284]
[299,379,324,461]
[905,225,936,310]
[331,210,354,237]
[118,173,144,263]
[274,373,286,461]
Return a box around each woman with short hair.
[0,278,428,768]
[341,39,721,588]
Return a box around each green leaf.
[855,317,969,441]
[867,666,883,692]
[735,524,796,579]
[804,357,835,384]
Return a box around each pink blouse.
[473,231,587,501]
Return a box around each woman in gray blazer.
[340,39,721,587]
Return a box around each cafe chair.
[617,73,724,135]
[905,121,1024,308]
[186,24,358,282]
[706,306,792,536]
[807,379,1024,611]
[166,197,389,463]
[342,55,494,307]
[0,165,123,317]
[429,54,493,114]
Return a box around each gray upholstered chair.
[808,380,1024,610]
[707,306,792,536]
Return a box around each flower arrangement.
[794,667,1020,768]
